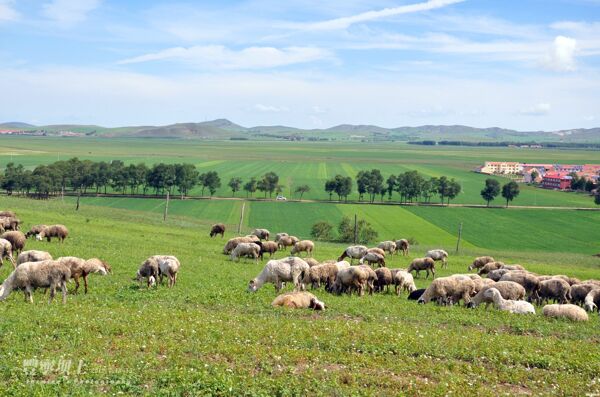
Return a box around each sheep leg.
[73,275,80,294]
[61,282,67,304]
[83,274,89,294]
[24,286,34,303]
[48,285,56,304]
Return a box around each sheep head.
[309,297,325,311]
[247,279,258,292]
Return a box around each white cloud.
[42,0,101,25]
[520,103,551,116]
[118,45,333,70]
[0,0,19,22]
[254,104,289,112]
[542,36,577,71]
[295,0,465,31]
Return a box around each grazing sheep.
[274,232,288,242]
[209,223,226,238]
[502,264,525,271]
[17,250,52,266]
[477,261,505,275]
[471,278,496,294]
[337,245,368,264]
[407,257,436,279]
[374,267,393,293]
[377,241,397,255]
[483,288,535,314]
[57,256,111,294]
[223,236,255,254]
[304,258,321,267]
[231,242,261,263]
[486,268,511,282]
[571,283,599,306]
[245,234,261,243]
[469,256,495,271]
[25,225,47,239]
[251,228,270,241]
[0,239,16,269]
[136,257,160,288]
[359,252,386,268]
[291,240,315,257]
[357,265,378,295]
[583,289,600,312]
[549,275,581,286]
[468,281,526,309]
[37,225,68,243]
[395,239,410,256]
[1,231,26,255]
[408,288,426,301]
[259,241,279,259]
[426,249,448,269]
[331,267,368,296]
[277,235,300,250]
[581,279,600,287]
[0,260,70,304]
[537,278,571,305]
[499,272,540,301]
[272,291,325,310]
[248,257,309,293]
[392,270,417,295]
[0,216,21,231]
[304,263,340,290]
[0,211,16,218]
[367,247,386,257]
[418,276,475,306]
[542,304,589,321]
[156,256,180,288]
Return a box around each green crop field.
[0,136,598,207]
[0,196,599,395]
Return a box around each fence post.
[455,222,463,253]
[353,214,358,244]
[238,202,245,235]
[163,191,170,221]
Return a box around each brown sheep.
[367,247,386,257]
[17,250,52,266]
[259,241,279,259]
[291,240,315,257]
[209,223,226,238]
[469,256,495,271]
[407,257,435,279]
[303,263,339,290]
[57,256,111,294]
[136,257,160,288]
[305,258,321,267]
[278,235,299,250]
[37,225,68,243]
[0,238,16,269]
[223,236,255,254]
[571,283,599,306]
[272,291,325,310]
[360,252,386,268]
[1,231,26,255]
[468,281,526,308]
[357,265,378,295]
[537,278,571,305]
[331,267,368,296]
[25,225,47,239]
[251,228,270,240]
[477,261,506,275]
[499,272,540,301]
[0,216,21,231]
[418,276,475,306]
[486,268,511,282]
[395,239,410,256]
[0,211,15,218]
[374,267,393,293]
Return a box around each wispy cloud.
[42,0,101,25]
[0,0,19,22]
[118,45,334,70]
[254,104,289,112]
[520,103,551,116]
[293,0,465,31]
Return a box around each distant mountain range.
[1,119,599,143]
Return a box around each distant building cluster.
[475,161,600,190]
[0,129,82,137]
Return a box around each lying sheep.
[58,256,111,294]
[231,242,261,263]
[468,281,526,309]
[0,238,16,269]
[338,245,368,264]
[25,225,47,239]
[37,225,68,243]
[157,256,180,288]
[223,236,255,254]
[374,267,392,293]
[426,249,448,269]
[209,223,226,238]
[395,239,410,256]
[571,283,599,306]
[17,250,52,266]
[259,241,279,259]
[0,260,70,304]
[377,241,396,255]
[537,278,571,305]
[477,261,505,275]
[278,235,299,250]
[304,263,339,290]
[542,304,589,321]
[483,288,535,314]
[136,257,160,288]
[272,291,325,310]
[357,265,378,295]
[469,256,495,271]
[407,257,435,279]
[418,276,475,306]
[584,289,600,313]
[291,240,315,257]
[251,228,270,241]
[248,257,309,293]
[486,268,511,282]
[392,270,417,295]
[499,272,540,301]
[359,252,386,268]
[1,231,26,255]
[331,267,368,296]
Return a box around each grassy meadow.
[0,196,598,395]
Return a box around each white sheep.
[0,260,70,304]
[392,270,416,295]
[16,250,52,266]
[359,252,385,268]
[0,238,16,269]
[290,240,315,257]
[337,245,368,264]
[426,249,448,268]
[377,241,397,255]
[230,242,261,263]
[584,289,600,312]
[418,276,475,306]
[156,255,180,288]
[483,288,535,314]
[272,291,325,310]
[542,304,589,321]
[248,257,309,293]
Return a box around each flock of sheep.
[212,224,600,321]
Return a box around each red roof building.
[541,173,572,190]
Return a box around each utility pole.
[455,222,463,253]
[353,214,358,244]
[163,191,170,221]
[238,202,245,235]
[76,190,81,211]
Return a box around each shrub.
[311,221,333,241]
[337,216,378,244]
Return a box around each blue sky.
[1,0,600,130]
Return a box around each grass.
[0,196,598,395]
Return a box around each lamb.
[25,225,47,239]
[468,256,495,271]
[486,268,511,282]
[407,257,436,279]
[359,252,386,268]
[17,250,52,266]
[136,257,160,288]
[156,255,180,288]
[377,241,397,255]
[0,260,70,304]
[37,225,69,243]
[57,256,111,294]
[303,263,340,290]
[571,283,599,306]
[337,245,368,264]
[392,270,417,295]
[291,240,315,257]
[395,239,410,256]
[209,223,226,238]
[331,267,368,296]
[367,247,386,257]
[223,236,255,254]
[0,238,16,269]
[408,288,426,300]
[1,231,26,255]
[467,281,526,309]
[251,228,270,241]
[248,257,309,293]
[537,278,571,305]
[499,272,540,301]
[277,235,299,250]
[483,288,535,314]
[259,241,279,259]
[583,289,600,312]
[231,242,261,263]
[426,249,448,269]
[418,276,475,306]
[272,291,325,310]
[374,267,393,293]
[477,261,505,275]
[542,304,589,321]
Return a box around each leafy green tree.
[325,179,337,200]
[260,172,279,198]
[337,216,378,244]
[501,181,520,207]
[436,176,450,204]
[243,177,257,197]
[310,221,333,241]
[446,179,462,205]
[356,171,369,201]
[199,171,220,197]
[334,175,352,202]
[295,184,310,200]
[228,177,243,196]
[584,179,595,192]
[530,169,539,183]
[386,175,396,200]
[174,163,199,198]
[481,178,501,206]
[1,162,24,195]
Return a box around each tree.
[530,169,539,183]
[295,185,310,200]
[480,178,501,206]
[199,171,220,197]
[570,173,585,191]
[446,179,461,205]
[228,177,243,197]
[501,181,520,207]
[595,193,600,206]
[336,176,352,202]
[174,163,199,198]
[324,179,336,200]
[436,176,450,205]
[243,177,257,197]
[337,216,378,244]
[1,163,24,195]
[366,169,384,203]
[260,172,279,198]
[386,175,396,200]
[356,171,369,201]
[584,179,595,192]
[311,221,333,241]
